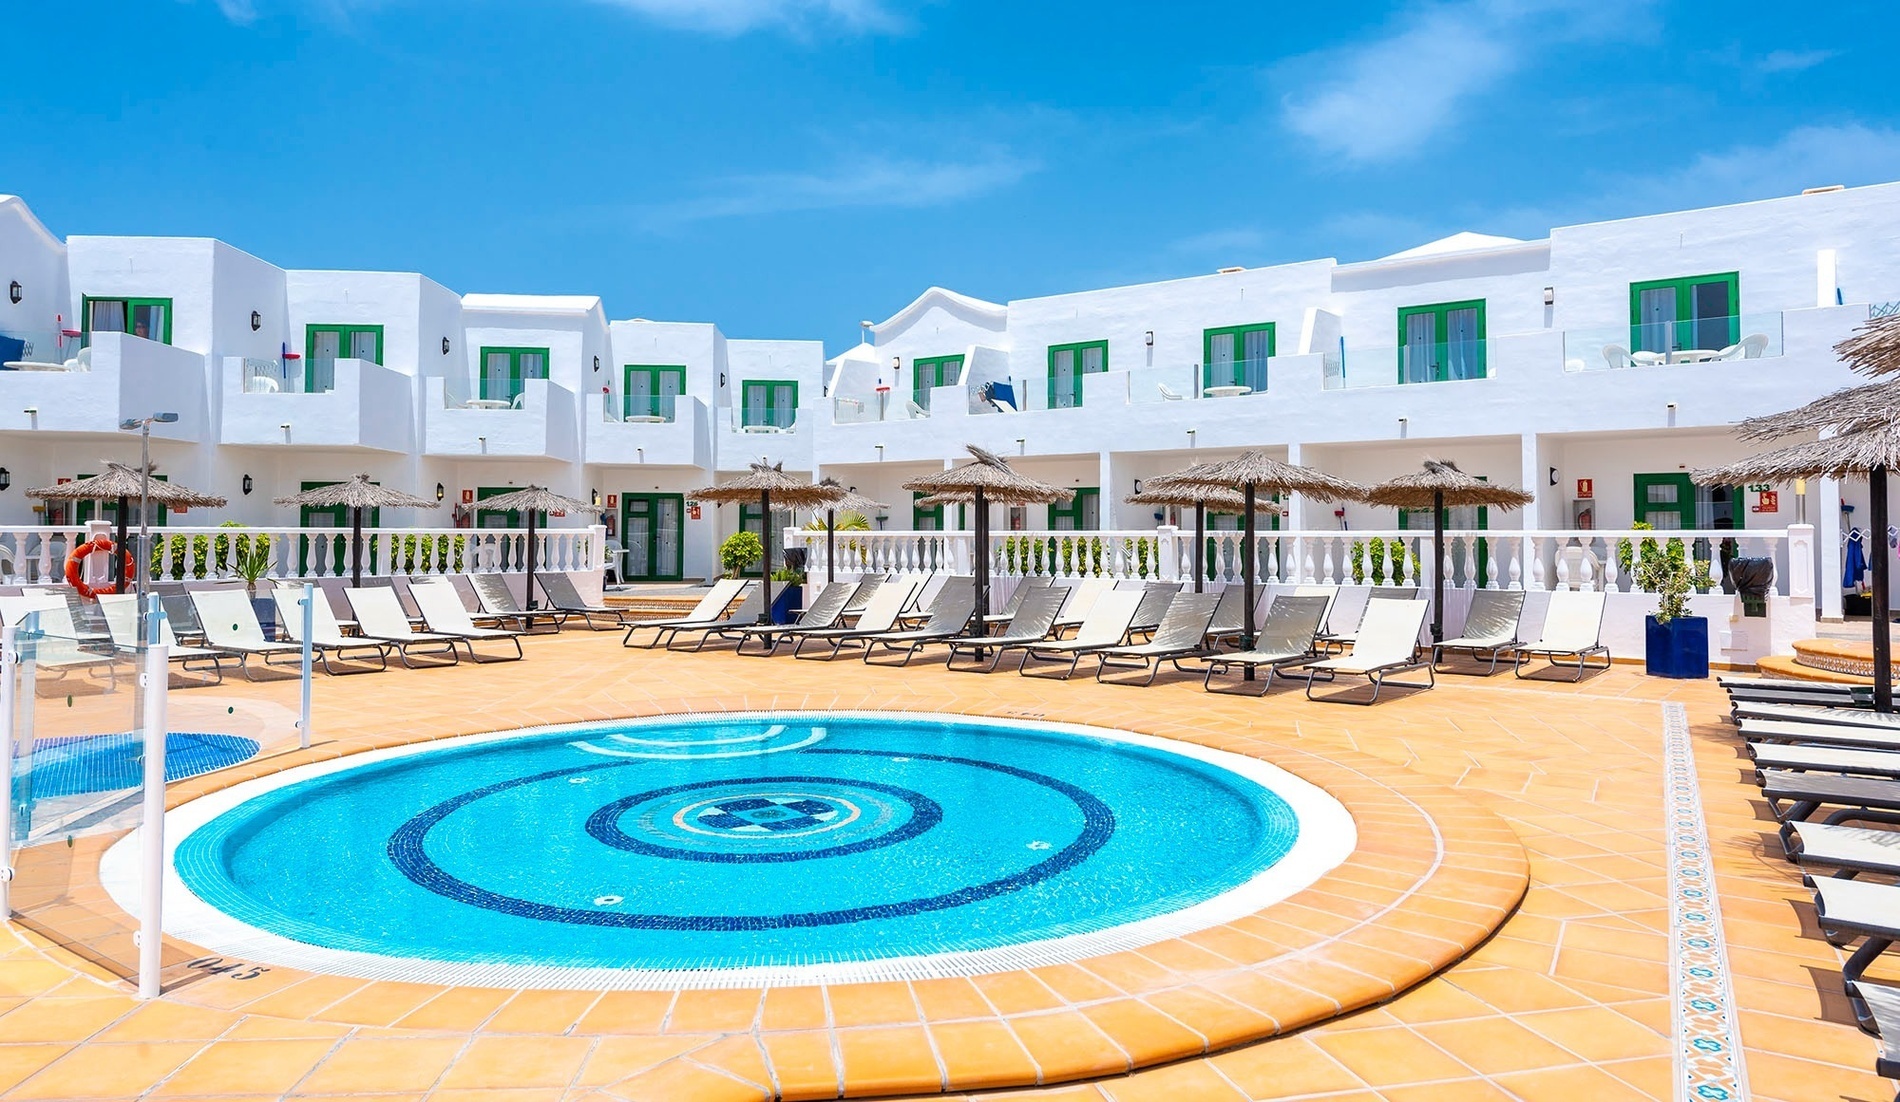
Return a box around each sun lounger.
[1124,582,1183,639]
[14,589,108,645]
[1050,577,1115,634]
[723,582,859,656]
[1017,589,1144,678]
[190,588,305,679]
[1200,586,1250,648]
[1740,719,1900,752]
[1746,742,1900,782]
[1512,590,1610,681]
[97,593,228,684]
[1431,589,1525,674]
[619,578,751,648]
[0,592,121,688]
[1736,703,1900,730]
[1319,586,1417,652]
[1094,592,1220,685]
[1304,598,1433,705]
[660,589,765,651]
[788,577,923,659]
[1198,595,1331,694]
[537,571,637,630]
[154,582,208,643]
[1787,821,1900,878]
[980,575,1053,627]
[901,573,947,623]
[471,573,568,632]
[343,586,463,667]
[409,580,525,661]
[840,575,885,617]
[1760,768,1900,852]
[1809,876,1900,1031]
[269,585,391,674]
[860,585,977,665]
[945,587,1068,673]
[1858,980,1900,1077]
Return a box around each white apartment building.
[0,183,1893,623]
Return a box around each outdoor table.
[1205,385,1253,398]
[462,399,512,409]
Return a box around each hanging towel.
[1845,527,1868,590]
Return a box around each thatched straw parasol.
[1125,477,1260,594]
[464,486,594,625]
[1166,451,1365,660]
[1363,460,1534,643]
[1696,424,1900,712]
[1833,315,1900,378]
[690,464,844,624]
[274,474,439,589]
[811,477,888,584]
[1735,378,1900,442]
[904,446,1073,627]
[30,462,229,593]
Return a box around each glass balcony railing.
[1324,340,1493,390]
[732,406,798,433]
[0,330,83,371]
[1562,313,1783,372]
[621,394,678,422]
[1199,357,1270,395]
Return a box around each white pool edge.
[101,710,1358,990]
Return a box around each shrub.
[719,530,764,578]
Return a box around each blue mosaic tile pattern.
[174,716,1297,972]
[14,732,259,801]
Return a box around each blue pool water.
[174,716,1301,972]
[17,732,260,801]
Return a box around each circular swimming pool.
[107,713,1355,987]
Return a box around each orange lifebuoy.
[65,537,136,600]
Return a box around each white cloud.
[207,0,259,20]
[1622,123,1900,210]
[635,152,1036,230]
[1759,48,1838,74]
[1278,0,1648,164]
[589,0,899,33]
[1168,227,1268,258]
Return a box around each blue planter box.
[250,596,278,637]
[769,584,804,625]
[1645,614,1708,679]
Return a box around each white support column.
[1820,477,1844,620]
[1097,451,1117,529]
[0,625,13,922]
[137,616,169,1000]
[1285,443,1308,585]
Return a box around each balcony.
[1562,313,1784,373]
[585,392,708,467]
[220,357,415,452]
[0,332,205,438]
[716,403,810,471]
[1323,340,1493,390]
[423,376,577,461]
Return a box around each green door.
[479,347,549,404]
[1202,324,1274,392]
[1047,341,1107,409]
[1630,273,1739,356]
[1397,301,1486,383]
[739,502,791,574]
[305,325,384,392]
[911,355,964,411]
[624,365,686,421]
[1633,473,1744,531]
[621,494,684,581]
[1049,488,1100,530]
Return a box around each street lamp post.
[119,413,179,632]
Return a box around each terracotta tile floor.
[0,632,1892,1101]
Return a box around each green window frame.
[1202,324,1274,392]
[1048,487,1100,531]
[912,491,944,532]
[478,346,549,404]
[911,355,964,411]
[474,485,548,530]
[738,502,791,574]
[1047,340,1107,409]
[1396,300,1487,383]
[740,380,799,429]
[305,324,385,392]
[624,365,687,421]
[81,296,173,346]
[1629,273,1740,355]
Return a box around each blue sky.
[7,0,1895,350]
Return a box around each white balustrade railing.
[791,525,1797,595]
[0,525,607,585]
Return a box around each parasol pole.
[759,488,775,625]
[1431,488,1446,644]
[350,505,365,589]
[827,505,837,585]
[974,486,990,633]
[1193,501,1205,594]
[1242,481,1257,679]
[1873,465,1892,713]
[523,501,540,631]
[114,495,131,592]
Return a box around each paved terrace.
[0,631,1888,1102]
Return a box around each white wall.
[0,196,69,344]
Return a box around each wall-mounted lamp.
[875,444,885,460]
[278,422,290,430]
[7,281,20,305]
[1548,466,1558,486]
[442,338,452,355]
[1542,286,1555,306]
[591,489,601,507]
[1144,330,1155,347]
[250,310,262,331]
[1397,416,1409,438]
[23,406,37,416]
[718,372,726,387]
[0,468,11,492]
[435,481,446,502]
[1015,437,1026,455]
[242,474,254,495]
[1132,478,1144,493]
[593,355,601,372]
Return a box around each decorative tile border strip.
[1662,701,1751,1102]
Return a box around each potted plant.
[217,522,277,633]
[769,565,806,624]
[1633,536,1709,679]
